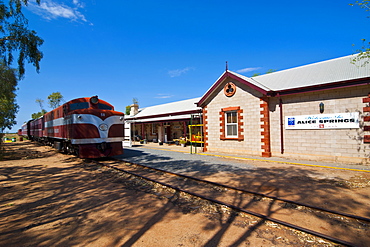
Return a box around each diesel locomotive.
[20,96,124,158]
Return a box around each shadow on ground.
[0,142,369,246]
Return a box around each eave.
[197,71,270,107]
[274,77,370,96]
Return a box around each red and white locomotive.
[20,96,124,158]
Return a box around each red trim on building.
[364,135,370,143]
[197,71,269,107]
[260,98,271,157]
[364,107,370,112]
[219,106,244,141]
[363,93,370,143]
[275,77,370,96]
[198,71,370,108]
[222,106,240,111]
[203,107,208,151]
[219,111,225,140]
[130,109,201,121]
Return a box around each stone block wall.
[204,79,263,156]
[269,84,370,163]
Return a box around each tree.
[350,1,370,11]
[0,0,44,78]
[125,105,131,115]
[251,69,276,77]
[0,63,19,132]
[35,98,44,110]
[31,98,46,119]
[251,73,261,77]
[47,92,64,109]
[31,93,62,118]
[0,0,43,132]
[31,109,46,119]
[350,1,370,64]
[265,69,277,74]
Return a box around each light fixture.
[319,102,324,113]
[99,123,108,131]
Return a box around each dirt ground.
[1,141,370,247]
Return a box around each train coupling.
[97,142,110,152]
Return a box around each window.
[226,111,237,137]
[98,103,113,110]
[220,106,244,141]
[70,102,89,111]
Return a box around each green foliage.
[265,69,277,74]
[350,1,370,65]
[251,69,276,77]
[349,1,370,10]
[31,92,63,117]
[47,92,64,109]
[32,98,46,118]
[352,39,370,65]
[0,0,43,78]
[31,109,46,119]
[0,63,18,132]
[125,105,130,115]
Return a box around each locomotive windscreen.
[70,102,89,111]
[97,103,113,110]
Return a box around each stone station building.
[125,98,202,145]
[127,54,370,164]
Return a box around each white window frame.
[225,111,238,138]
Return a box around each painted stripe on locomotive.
[44,114,124,144]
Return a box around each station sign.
[285,112,359,129]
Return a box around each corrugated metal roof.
[126,114,196,123]
[227,70,273,91]
[126,97,201,119]
[252,54,370,91]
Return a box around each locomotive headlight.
[120,116,124,121]
[77,115,82,119]
[90,96,99,105]
[99,123,108,131]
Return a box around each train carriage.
[20,96,124,159]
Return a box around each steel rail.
[102,162,355,246]
[118,159,370,223]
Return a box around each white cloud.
[168,67,194,78]
[73,0,84,8]
[154,94,174,99]
[236,67,262,73]
[28,0,88,23]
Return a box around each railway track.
[90,158,370,247]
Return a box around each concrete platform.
[127,141,370,172]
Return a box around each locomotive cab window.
[98,103,113,110]
[70,102,89,111]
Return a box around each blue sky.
[7,0,369,132]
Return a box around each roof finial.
[226,61,228,71]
